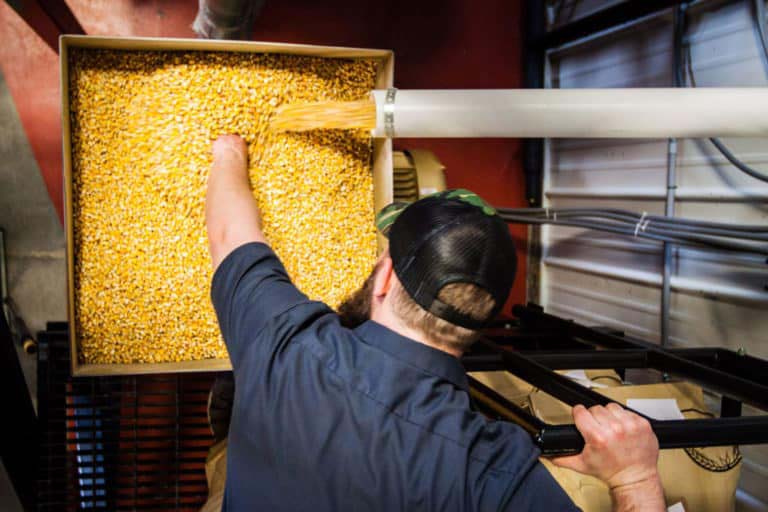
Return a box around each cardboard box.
[60,35,394,376]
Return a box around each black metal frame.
[463,304,768,455]
[521,0,686,207]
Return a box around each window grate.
[37,323,218,511]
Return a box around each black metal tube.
[477,339,615,408]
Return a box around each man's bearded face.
[336,262,380,328]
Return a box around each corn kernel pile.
[69,49,379,364]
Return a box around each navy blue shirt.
[211,242,578,511]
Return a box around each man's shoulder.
[293,322,540,475]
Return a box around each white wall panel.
[541,1,768,508]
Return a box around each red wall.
[0,0,527,306]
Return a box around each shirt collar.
[354,320,469,392]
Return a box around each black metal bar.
[468,376,547,435]
[706,349,768,387]
[463,350,650,371]
[534,416,768,455]
[462,353,508,372]
[721,396,743,418]
[477,339,614,408]
[645,350,768,410]
[535,0,683,50]
[485,330,598,350]
[522,349,648,369]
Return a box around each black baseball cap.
[375,189,517,330]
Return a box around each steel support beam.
[5,0,85,53]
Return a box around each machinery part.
[192,0,265,40]
[3,297,37,355]
[370,88,768,138]
[392,149,447,203]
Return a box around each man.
[204,134,666,511]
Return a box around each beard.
[336,262,379,329]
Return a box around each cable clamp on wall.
[634,212,648,237]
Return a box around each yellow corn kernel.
[69,49,379,365]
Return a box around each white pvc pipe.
[371,88,768,138]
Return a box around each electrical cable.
[528,212,768,241]
[503,207,768,232]
[708,135,768,183]
[498,212,768,255]
[497,209,768,249]
[496,207,768,238]
[675,1,768,183]
[755,0,768,68]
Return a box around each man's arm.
[552,403,666,512]
[206,134,266,271]
[205,134,312,367]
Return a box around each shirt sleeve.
[210,242,310,367]
[502,461,582,511]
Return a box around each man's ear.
[372,255,394,299]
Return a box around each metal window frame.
[462,304,768,456]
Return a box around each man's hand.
[552,403,665,511]
[212,134,248,165]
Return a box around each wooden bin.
[60,35,394,376]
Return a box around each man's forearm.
[206,137,265,270]
[610,474,665,512]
